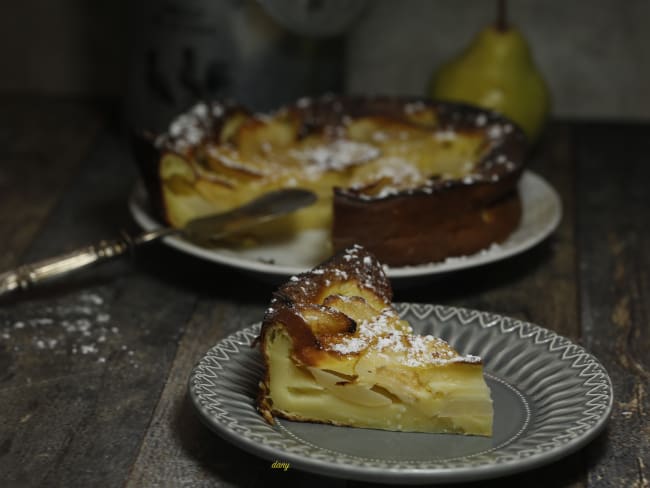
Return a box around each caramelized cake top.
[260,245,481,368]
[150,96,526,202]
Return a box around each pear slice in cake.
[257,245,493,436]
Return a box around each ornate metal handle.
[0,236,133,297]
[0,187,314,298]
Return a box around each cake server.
[0,188,316,297]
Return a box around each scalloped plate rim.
[188,304,613,484]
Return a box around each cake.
[133,96,526,266]
[256,245,493,436]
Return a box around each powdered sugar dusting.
[434,129,457,141]
[487,124,504,140]
[384,242,504,269]
[328,308,400,354]
[267,245,391,322]
[0,291,137,366]
[326,306,480,366]
[290,140,380,176]
[158,101,227,152]
[350,157,425,199]
[404,101,426,114]
[155,99,520,215]
[167,103,209,149]
[339,244,384,295]
[475,114,488,127]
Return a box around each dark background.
[3,0,649,123]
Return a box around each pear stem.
[496,0,508,31]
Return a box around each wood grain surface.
[575,123,650,488]
[0,102,647,487]
[0,97,104,270]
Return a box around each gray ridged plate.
[188,304,612,484]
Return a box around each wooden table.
[0,98,648,487]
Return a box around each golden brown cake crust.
[266,244,392,311]
[257,245,394,423]
[256,245,489,427]
[333,177,522,266]
[134,96,527,266]
[260,245,391,366]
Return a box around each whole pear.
[430,24,550,142]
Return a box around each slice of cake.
[257,245,493,436]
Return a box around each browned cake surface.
[260,245,393,370]
[256,245,492,435]
[133,96,527,266]
[333,179,522,266]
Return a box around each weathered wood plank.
[0,132,200,487]
[124,300,262,488]
[0,98,103,270]
[575,123,650,487]
[124,278,348,486]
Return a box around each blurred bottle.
[125,0,367,133]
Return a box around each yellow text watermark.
[271,460,290,471]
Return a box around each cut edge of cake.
[256,245,494,436]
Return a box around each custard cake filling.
[257,245,493,436]
[156,101,492,234]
